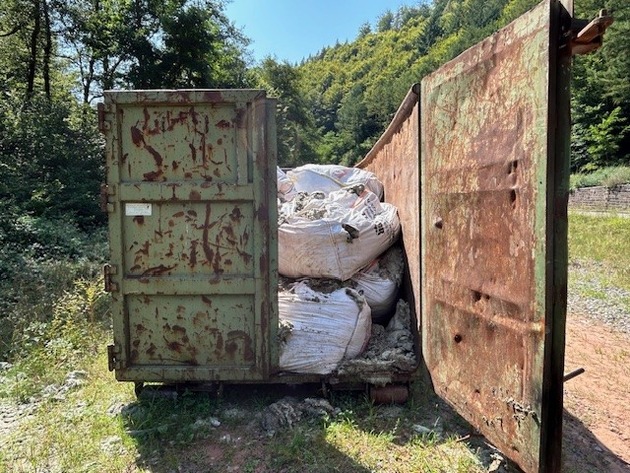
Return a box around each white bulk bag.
[278,281,372,374]
[287,164,384,199]
[351,246,404,319]
[277,167,297,202]
[278,188,400,281]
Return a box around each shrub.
[570,165,630,190]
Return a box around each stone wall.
[569,184,630,212]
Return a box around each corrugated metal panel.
[102,90,277,382]
[420,1,570,472]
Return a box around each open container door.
[100,90,278,384]
[421,1,572,472]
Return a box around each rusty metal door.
[100,90,278,383]
[421,1,572,472]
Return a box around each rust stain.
[226,330,254,361]
[201,296,213,306]
[190,240,198,267]
[202,90,224,102]
[230,207,242,222]
[143,170,164,181]
[189,191,201,200]
[133,216,144,225]
[140,264,177,276]
[215,119,231,129]
[130,126,144,147]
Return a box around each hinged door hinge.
[103,264,119,293]
[100,184,116,213]
[107,344,122,371]
[97,103,112,133]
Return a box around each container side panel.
[127,295,256,367]
[420,1,566,471]
[118,104,240,183]
[122,202,254,277]
[357,91,420,327]
[104,90,276,383]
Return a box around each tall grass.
[570,165,630,190]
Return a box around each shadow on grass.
[119,383,373,473]
[116,381,528,473]
[118,381,630,473]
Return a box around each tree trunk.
[26,0,41,100]
[42,0,52,100]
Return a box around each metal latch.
[107,344,122,371]
[570,9,614,56]
[103,264,119,293]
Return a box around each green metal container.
[100,90,279,383]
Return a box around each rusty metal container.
[100,90,279,383]
[101,1,587,471]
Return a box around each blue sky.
[224,0,412,64]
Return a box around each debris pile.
[337,300,417,383]
[260,397,336,437]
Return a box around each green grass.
[0,335,488,473]
[568,213,630,293]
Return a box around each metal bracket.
[569,9,614,56]
[563,367,585,383]
[97,103,112,133]
[103,264,119,293]
[107,344,122,371]
[99,184,116,213]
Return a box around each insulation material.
[278,280,372,375]
[278,187,401,281]
[287,164,384,199]
[336,299,417,384]
[351,246,405,320]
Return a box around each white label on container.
[125,203,152,216]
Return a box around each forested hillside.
[260,0,629,169]
[0,0,628,361]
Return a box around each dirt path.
[563,314,630,472]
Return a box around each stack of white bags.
[276,164,404,374]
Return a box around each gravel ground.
[568,260,630,334]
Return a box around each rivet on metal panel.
[434,218,444,229]
[454,334,463,344]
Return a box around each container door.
[101,90,278,383]
[421,1,571,472]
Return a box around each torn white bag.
[278,281,372,375]
[287,164,384,199]
[278,188,400,281]
[277,167,297,202]
[351,246,404,320]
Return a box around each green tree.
[252,57,316,166]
